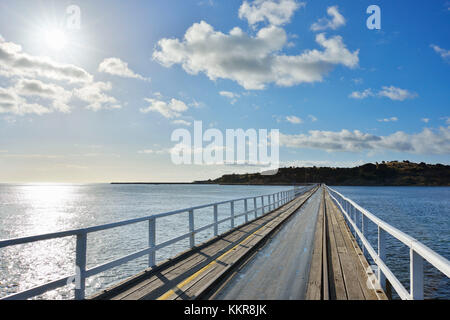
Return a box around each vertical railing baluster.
[244,199,248,223]
[189,209,195,248]
[361,213,367,256]
[410,249,424,300]
[378,226,387,292]
[148,217,156,267]
[261,196,265,215]
[213,204,218,236]
[273,194,276,210]
[75,232,87,300]
[254,197,257,218]
[230,201,235,228]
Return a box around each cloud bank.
[153,22,359,90]
[280,127,450,155]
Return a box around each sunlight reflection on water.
[0,183,290,299]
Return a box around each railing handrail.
[327,185,450,300]
[0,188,295,248]
[0,185,314,300]
[327,186,450,277]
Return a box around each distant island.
[194,161,450,186]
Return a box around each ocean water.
[0,184,291,299]
[333,186,449,300]
[0,185,448,300]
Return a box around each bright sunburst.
[43,28,68,51]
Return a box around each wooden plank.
[321,188,329,300]
[333,202,387,300]
[326,195,365,300]
[305,187,324,300]
[324,194,347,300]
[325,191,387,300]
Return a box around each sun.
[43,28,68,51]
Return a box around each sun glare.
[43,28,68,51]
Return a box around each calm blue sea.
[0,184,448,299]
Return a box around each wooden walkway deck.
[91,185,386,300]
[91,187,318,300]
[306,186,387,300]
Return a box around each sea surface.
[0,184,290,299]
[0,184,448,299]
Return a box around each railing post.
[361,213,367,256]
[213,204,218,236]
[230,201,235,228]
[272,194,276,210]
[378,226,387,291]
[75,232,87,300]
[189,209,195,248]
[148,217,156,267]
[244,199,248,223]
[254,197,257,218]
[261,196,265,215]
[410,249,424,300]
[350,202,355,236]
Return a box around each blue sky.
[0,0,449,182]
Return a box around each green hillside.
[195,161,450,186]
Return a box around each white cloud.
[441,116,450,125]
[0,86,51,115]
[378,86,418,101]
[0,37,92,83]
[219,91,239,99]
[14,79,72,113]
[308,114,318,122]
[219,91,240,104]
[138,149,168,155]
[153,21,359,90]
[349,89,374,99]
[311,6,346,31]
[377,117,398,122]
[421,118,430,123]
[74,81,121,111]
[140,98,188,118]
[350,86,417,101]
[430,44,450,61]
[286,115,302,124]
[98,57,148,80]
[172,119,192,126]
[280,126,450,155]
[239,0,305,26]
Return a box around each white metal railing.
[0,185,314,300]
[327,186,450,300]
